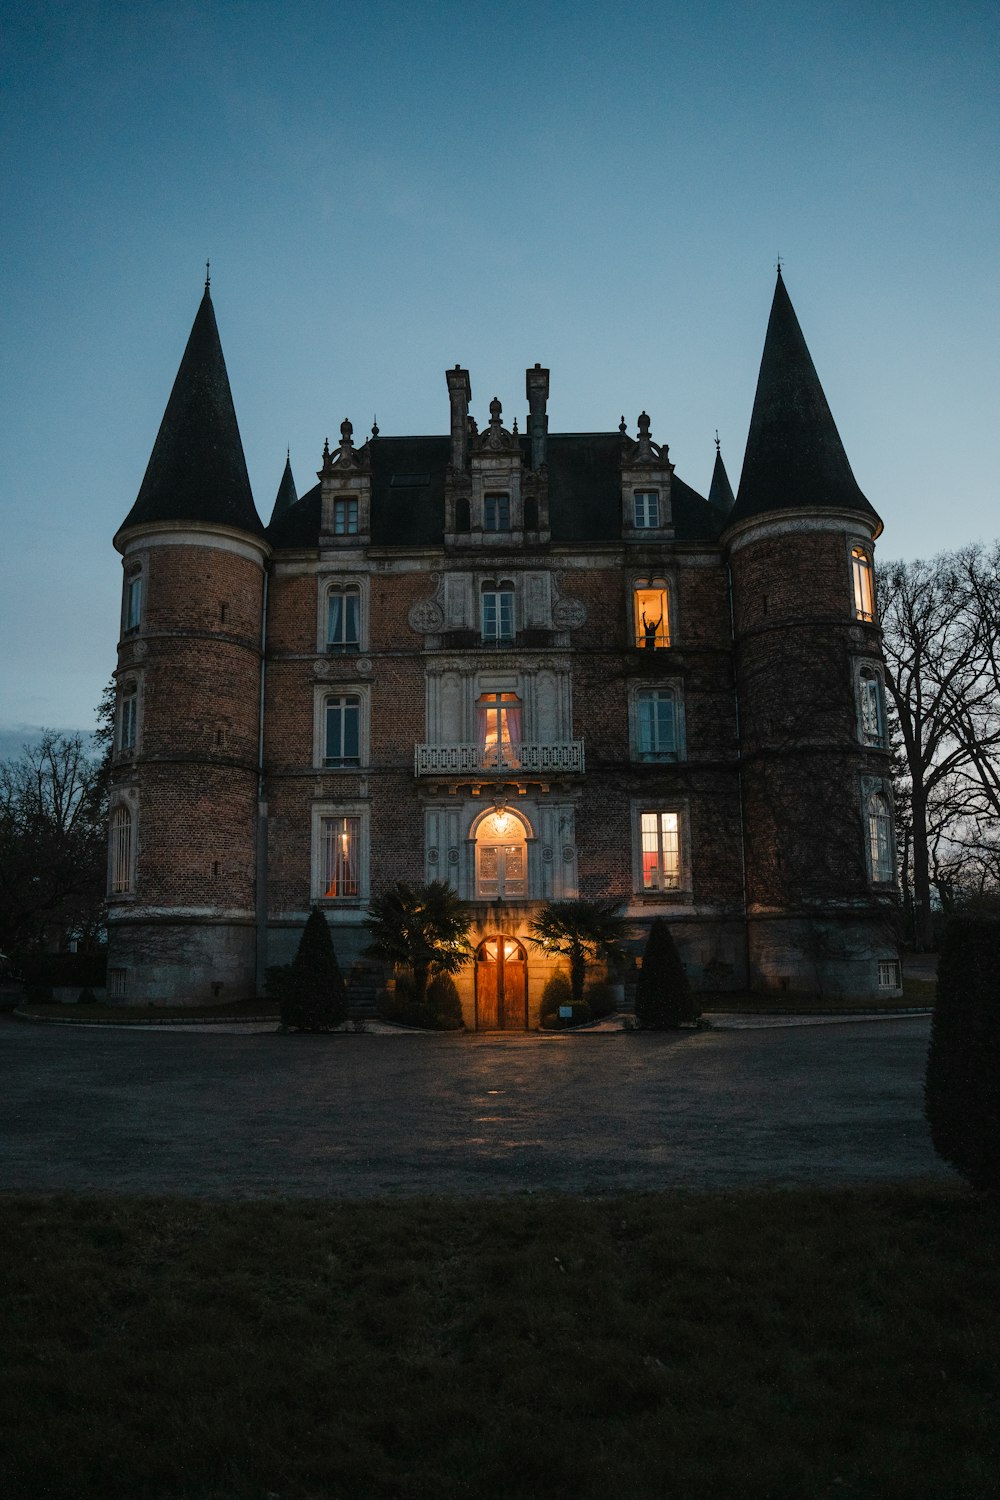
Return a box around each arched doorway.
[475,936,528,1031]
[474,806,528,900]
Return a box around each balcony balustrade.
[414,741,585,778]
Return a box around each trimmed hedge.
[540,1001,592,1030]
[539,971,573,1018]
[278,909,348,1032]
[925,918,1000,1192]
[635,918,699,1028]
[376,970,465,1030]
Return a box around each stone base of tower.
[107,913,258,1006]
[747,911,901,1002]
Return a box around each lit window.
[124,575,142,633]
[633,580,669,649]
[334,498,359,536]
[110,805,133,895]
[475,810,528,899]
[321,816,360,898]
[634,491,660,528]
[324,694,361,766]
[878,958,901,989]
[852,548,874,622]
[640,811,680,891]
[636,689,677,761]
[858,668,885,748]
[477,692,521,769]
[327,586,360,652]
[484,493,511,531]
[120,688,137,753]
[867,792,894,883]
[482,583,515,643]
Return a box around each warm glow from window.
[477,692,521,768]
[322,815,360,897]
[852,548,874,621]
[475,811,527,899]
[634,584,669,648]
[640,811,680,890]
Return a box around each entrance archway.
[474,807,528,900]
[475,936,528,1031]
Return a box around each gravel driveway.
[0,1015,950,1197]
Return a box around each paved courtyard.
[0,1015,951,1197]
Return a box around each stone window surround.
[317,573,369,654]
[862,776,896,887]
[629,797,692,900]
[628,678,686,763]
[853,658,888,749]
[312,682,372,771]
[310,800,370,905]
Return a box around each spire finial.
[775,254,783,278]
[371,414,379,439]
[715,428,720,452]
[205,259,211,292]
[619,415,627,435]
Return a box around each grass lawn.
[702,975,936,1014]
[15,998,280,1024]
[2,1187,997,1499]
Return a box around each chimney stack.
[446,365,472,470]
[525,363,549,471]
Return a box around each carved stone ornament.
[408,598,446,633]
[355,657,373,676]
[552,596,587,630]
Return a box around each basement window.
[878,959,901,989]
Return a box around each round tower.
[725,272,899,1001]
[108,282,268,1005]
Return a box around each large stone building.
[107,271,900,1021]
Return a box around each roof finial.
[715,428,720,452]
[371,414,379,439]
[775,253,783,278]
[205,259,211,292]
[619,415,627,435]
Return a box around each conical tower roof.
[707,440,735,515]
[731,272,881,533]
[116,285,264,542]
[269,451,298,525]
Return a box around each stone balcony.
[414,741,585,782]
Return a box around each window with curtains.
[634,688,678,761]
[320,815,361,898]
[477,692,521,769]
[852,547,875,622]
[326,586,360,652]
[867,791,894,884]
[481,582,515,644]
[324,694,361,767]
[638,810,681,891]
[857,667,886,748]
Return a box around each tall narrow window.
[477,692,522,769]
[475,810,528,899]
[858,668,885,747]
[640,811,681,890]
[482,583,515,644]
[124,575,142,633]
[868,792,894,883]
[334,498,359,536]
[636,689,677,761]
[110,805,133,894]
[852,548,875,622]
[119,688,137,753]
[633,581,669,649]
[484,493,511,532]
[327,586,360,652]
[324,694,361,766]
[634,491,660,528]
[321,816,360,898]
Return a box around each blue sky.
[1,0,997,737]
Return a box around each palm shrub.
[925,918,1000,1192]
[365,881,472,1005]
[377,969,465,1030]
[281,907,348,1032]
[635,918,699,1028]
[539,971,573,1019]
[528,900,627,1003]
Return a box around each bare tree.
[878,544,1000,946]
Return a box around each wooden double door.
[475,936,528,1031]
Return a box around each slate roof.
[707,446,735,515]
[116,289,264,542]
[731,272,881,532]
[265,432,722,550]
[269,452,298,525]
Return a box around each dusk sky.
[1,0,997,742]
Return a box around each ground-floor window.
[640,810,681,891]
[878,958,901,989]
[321,814,362,898]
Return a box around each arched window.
[867,792,894,883]
[852,548,875,622]
[481,582,515,644]
[475,809,528,900]
[633,579,670,649]
[858,668,885,748]
[326,585,360,652]
[324,694,361,766]
[110,805,133,894]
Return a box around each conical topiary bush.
[281,907,348,1032]
[635,918,699,1029]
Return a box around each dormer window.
[633,580,670,649]
[852,547,875,622]
[484,494,511,532]
[334,498,359,536]
[634,491,660,528]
